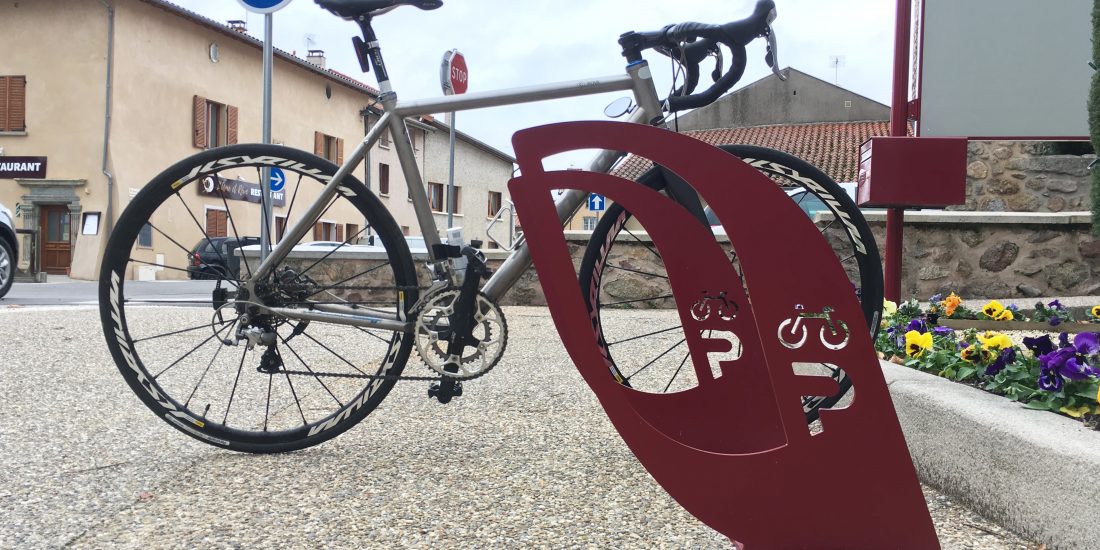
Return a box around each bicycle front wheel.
[99,144,418,453]
[578,145,882,422]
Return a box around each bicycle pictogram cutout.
[690,290,740,321]
[777,304,850,350]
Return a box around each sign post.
[441,49,468,229]
[237,0,292,258]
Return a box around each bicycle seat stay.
[315,0,442,20]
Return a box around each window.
[192,96,237,149]
[582,216,598,231]
[428,182,445,212]
[488,191,502,217]
[378,163,390,195]
[275,216,287,242]
[313,221,338,241]
[0,76,27,132]
[314,131,344,164]
[46,209,71,243]
[205,209,228,237]
[379,126,390,148]
[401,225,410,236]
[346,223,359,242]
[138,223,153,248]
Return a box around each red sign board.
[441,50,468,95]
[856,136,967,208]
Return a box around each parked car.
[187,236,260,280]
[0,202,17,298]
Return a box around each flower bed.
[877,295,1100,425]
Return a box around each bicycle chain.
[273,362,496,383]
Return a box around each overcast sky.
[175,0,898,167]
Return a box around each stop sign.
[441,50,468,95]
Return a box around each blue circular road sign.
[236,0,293,14]
[269,167,286,192]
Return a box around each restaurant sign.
[0,156,47,179]
[197,175,285,207]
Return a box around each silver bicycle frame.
[253,60,665,331]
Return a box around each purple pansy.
[1048,299,1064,310]
[1059,332,1071,349]
[932,326,953,336]
[929,293,943,303]
[985,347,1017,376]
[1038,367,1064,392]
[1007,304,1020,312]
[1074,332,1099,355]
[906,318,927,334]
[1049,316,1062,327]
[1023,335,1055,356]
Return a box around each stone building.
[0,0,514,280]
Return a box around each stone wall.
[861,211,1097,300]
[958,142,1093,213]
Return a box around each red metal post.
[885,0,913,302]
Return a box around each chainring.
[414,290,507,380]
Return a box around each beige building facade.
[0,0,514,280]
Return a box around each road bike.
[98,0,882,453]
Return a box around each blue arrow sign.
[237,0,293,14]
[269,167,286,192]
[588,193,606,212]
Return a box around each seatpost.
[353,17,394,94]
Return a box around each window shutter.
[314,132,324,156]
[193,95,208,149]
[313,222,322,241]
[0,77,9,132]
[336,138,344,165]
[336,224,344,242]
[9,76,25,132]
[226,105,238,145]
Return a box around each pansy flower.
[941,293,961,317]
[882,299,897,318]
[978,331,1013,350]
[1091,305,1100,319]
[1023,335,1054,356]
[985,347,1017,376]
[961,345,993,364]
[932,326,953,336]
[905,330,932,358]
[1048,299,1064,310]
[1038,367,1064,392]
[995,309,1014,321]
[906,318,927,334]
[981,300,1005,319]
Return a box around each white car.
[0,202,17,298]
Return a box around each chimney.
[227,20,247,33]
[307,49,326,69]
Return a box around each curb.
[882,360,1100,549]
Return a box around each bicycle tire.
[99,144,418,453]
[578,145,883,423]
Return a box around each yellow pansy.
[1092,305,1100,318]
[995,309,1014,321]
[981,300,1005,319]
[882,299,897,318]
[1060,405,1092,418]
[961,345,993,364]
[978,331,1013,350]
[905,330,933,358]
[941,293,961,317]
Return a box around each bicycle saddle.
[315,0,442,20]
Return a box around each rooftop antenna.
[828,55,846,86]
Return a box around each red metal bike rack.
[509,121,938,548]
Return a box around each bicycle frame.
[250,54,666,332]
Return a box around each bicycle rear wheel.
[99,144,417,453]
[578,145,882,422]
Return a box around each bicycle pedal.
[427,380,463,403]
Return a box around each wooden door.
[39,205,71,275]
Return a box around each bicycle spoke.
[662,350,693,393]
[153,322,235,379]
[601,294,674,308]
[606,325,682,347]
[281,363,309,427]
[304,261,392,300]
[222,346,249,425]
[282,173,305,236]
[297,222,369,279]
[132,317,236,343]
[176,192,236,282]
[264,368,274,432]
[297,329,370,376]
[220,183,253,280]
[148,222,205,267]
[276,336,345,406]
[127,259,242,285]
[624,226,661,261]
[606,263,669,280]
[355,326,392,345]
[625,337,686,382]
[184,336,228,408]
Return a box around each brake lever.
[765,25,787,81]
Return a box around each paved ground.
[0,305,1039,548]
